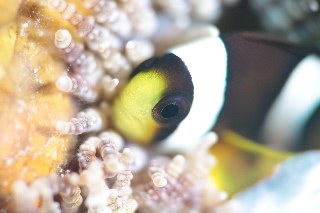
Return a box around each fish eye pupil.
[161,104,179,119]
[152,95,190,126]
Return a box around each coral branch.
[55,108,105,135]
[55,74,98,102]
[79,160,111,212]
[55,29,103,85]
[12,173,82,213]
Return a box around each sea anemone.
[0,0,229,211]
[1,0,320,212]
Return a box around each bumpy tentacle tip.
[171,154,185,166]
[77,16,95,38]
[121,148,135,165]
[82,0,99,9]
[152,174,168,188]
[125,39,155,66]
[83,108,105,132]
[126,144,148,172]
[56,74,98,102]
[105,158,124,173]
[55,108,104,135]
[99,131,124,150]
[102,75,119,93]
[55,120,72,135]
[56,75,73,92]
[55,29,72,49]
[165,154,186,180]
[199,132,218,151]
[48,0,60,8]
[61,3,77,20]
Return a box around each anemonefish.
[112,32,320,152]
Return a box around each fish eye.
[161,103,179,118]
[152,95,191,126]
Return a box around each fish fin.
[210,130,293,195]
[218,151,320,212]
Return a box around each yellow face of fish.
[112,53,194,145]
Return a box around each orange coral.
[0,0,81,208]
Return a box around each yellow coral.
[0,0,82,208]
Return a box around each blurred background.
[217,0,320,49]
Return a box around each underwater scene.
[0,0,320,212]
